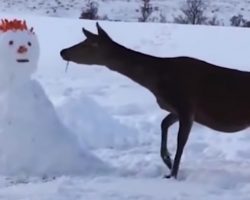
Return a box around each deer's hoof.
[163,174,172,179]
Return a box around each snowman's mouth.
[17,59,29,63]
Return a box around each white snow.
[0,13,249,200]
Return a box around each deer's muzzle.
[60,49,70,61]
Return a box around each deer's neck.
[103,42,168,89]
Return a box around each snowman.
[0,19,110,177]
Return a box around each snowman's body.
[0,19,109,177]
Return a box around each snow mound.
[57,92,138,149]
[0,80,112,177]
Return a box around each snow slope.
[1,0,250,25]
[0,13,250,199]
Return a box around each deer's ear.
[96,22,111,40]
[82,28,98,40]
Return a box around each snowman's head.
[0,19,39,83]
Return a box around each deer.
[60,22,250,179]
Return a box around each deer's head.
[60,22,114,66]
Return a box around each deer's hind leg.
[161,113,178,170]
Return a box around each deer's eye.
[27,42,32,46]
[9,40,14,46]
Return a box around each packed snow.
[0,13,250,200]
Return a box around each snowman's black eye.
[28,42,32,46]
[9,40,14,45]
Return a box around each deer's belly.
[195,107,250,133]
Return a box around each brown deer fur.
[60,22,250,178]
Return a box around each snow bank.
[57,92,138,149]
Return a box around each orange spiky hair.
[0,19,34,33]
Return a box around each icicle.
[65,61,69,73]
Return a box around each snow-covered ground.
[1,0,250,25]
[0,13,250,199]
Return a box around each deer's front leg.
[165,112,193,179]
[160,113,178,170]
